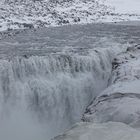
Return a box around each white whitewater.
[0,40,127,139]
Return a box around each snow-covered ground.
[54,122,140,140]
[0,0,140,32]
[0,0,112,31]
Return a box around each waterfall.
[0,43,126,139]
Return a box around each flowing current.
[0,24,130,139]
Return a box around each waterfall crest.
[0,43,126,139]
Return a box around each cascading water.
[0,22,130,140]
[0,44,127,140]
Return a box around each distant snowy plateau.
[0,0,140,31]
[0,1,140,140]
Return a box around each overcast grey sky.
[106,0,140,14]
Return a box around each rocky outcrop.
[83,42,140,128]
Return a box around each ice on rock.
[83,93,140,127]
[83,42,140,128]
[53,122,140,140]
